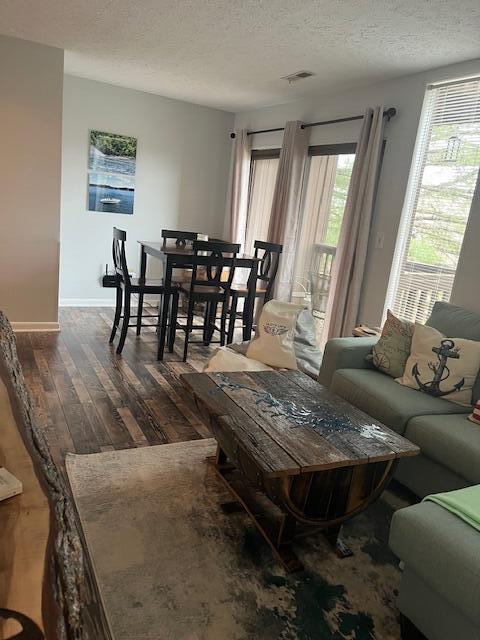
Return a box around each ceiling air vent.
[282,71,315,84]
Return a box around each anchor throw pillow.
[396,323,480,406]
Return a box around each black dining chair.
[171,240,240,361]
[161,229,198,247]
[109,227,180,354]
[160,229,199,290]
[227,240,283,344]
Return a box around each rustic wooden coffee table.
[181,370,419,572]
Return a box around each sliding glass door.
[243,144,355,341]
[292,145,355,339]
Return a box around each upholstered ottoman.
[389,499,480,639]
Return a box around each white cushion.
[203,347,273,373]
[246,300,303,369]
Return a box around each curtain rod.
[230,107,397,139]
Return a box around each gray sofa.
[318,301,480,498]
[318,301,480,640]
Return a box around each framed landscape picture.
[88,130,137,215]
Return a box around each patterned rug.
[66,439,407,640]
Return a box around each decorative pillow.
[469,401,480,425]
[293,307,323,378]
[371,310,414,378]
[396,324,480,406]
[204,347,273,373]
[246,300,303,369]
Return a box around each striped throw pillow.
[469,401,480,424]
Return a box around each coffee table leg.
[210,449,304,573]
[216,446,228,466]
[275,514,304,573]
[220,500,244,514]
[324,524,353,558]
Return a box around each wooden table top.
[181,370,419,478]
[138,241,258,260]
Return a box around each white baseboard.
[11,322,60,332]
[59,298,116,307]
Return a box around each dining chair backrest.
[191,240,240,289]
[254,240,283,301]
[161,229,198,248]
[112,227,131,287]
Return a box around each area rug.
[66,439,405,640]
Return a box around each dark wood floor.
[16,307,217,474]
[14,307,222,638]
[15,308,416,639]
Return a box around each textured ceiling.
[1,0,479,112]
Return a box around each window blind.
[387,76,480,324]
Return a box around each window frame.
[246,143,360,249]
[251,148,280,160]
[251,142,358,160]
[308,142,357,157]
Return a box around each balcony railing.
[306,245,455,324]
[393,261,455,324]
[308,244,336,314]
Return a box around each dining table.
[137,241,260,360]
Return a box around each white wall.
[60,76,234,305]
[234,58,480,324]
[0,35,63,327]
[452,169,480,311]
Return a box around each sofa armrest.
[318,336,378,388]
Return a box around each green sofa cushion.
[330,368,469,434]
[317,337,377,387]
[389,500,480,628]
[427,301,480,402]
[427,301,480,340]
[405,414,480,485]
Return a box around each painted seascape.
[88,130,137,215]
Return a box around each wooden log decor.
[0,312,86,639]
[181,370,419,572]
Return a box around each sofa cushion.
[331,368,469,434]
[427,301,480,402]
[427,301,480,340]
[318,337,377,388]
[405,414,480,485]
[389,501,480,627]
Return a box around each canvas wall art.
[88,130,137,215]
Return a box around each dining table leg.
[242,262,257,341]
[137,245,148,335]
[157,255,172,361]
[139,244,147,282]
[157,291,170,360]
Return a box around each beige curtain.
[323,106,385,340]
[268,121,311,300]
[228,129,251,248]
